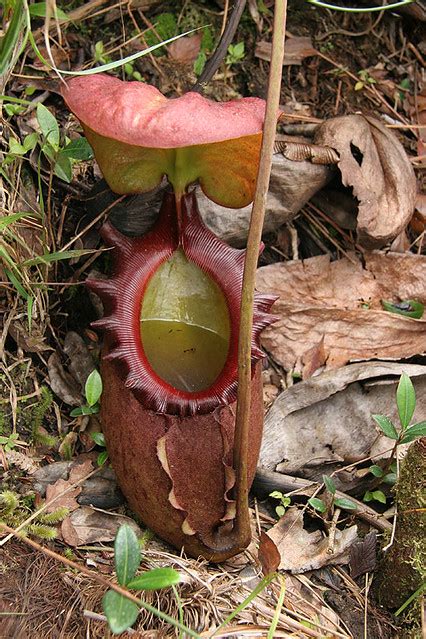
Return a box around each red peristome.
[87,190,277,417]
[62,74,266,149]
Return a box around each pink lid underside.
[62,74,266,148]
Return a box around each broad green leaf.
[363,491,373,502]
[54,153,73,182]
[114,524,140,586]
[23,132,39,151]
[85,370,103,406]
[381,299,424,319]
[29,2,69,20]
[372,414,399,440]
[61,137,94,161]
[383,472,397,485]
[102,590,139,635]
[323,475,336,495]
[275,505,285,517]
[37,103,60,150]
[400,421,426,444]
[9,138,26,155]
[0,0,25,76]
[396,373,416,429]
[371,491,387,504]
[334,498,357,511]
[269,491,283,499]
[91,432,106,447]
[97,450,109,466]
[369,464,384,478]
[127,567,181,591]
[308,497,327,513]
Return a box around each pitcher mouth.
[87,190,277,417]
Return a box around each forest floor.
[1,1,425,638]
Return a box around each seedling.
[308,475,356,515]
[226,41,245,66]
[269,490,291,517]
[91,431,108,466]
[70,369,103,417]
[354,69,377,92]
[102,524,181,635]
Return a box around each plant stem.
[233,0,287,542]
[191,0,247,93]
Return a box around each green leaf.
[269,491,283,499]
[323,475,336,495]
[85,370,103,406]
[91,432,106,447]
[97,450,109,466]
[371,490,387,504]
[400,421,426,444]
[354,81,364,91]
[36,103,60,150]
[381,299,424,320]
[334,498,357,511]
[308,497,327,513]
[383,472,397,485]
[23,132,39,151]
[61,137,94,161]
[114,524,140,586]
[396,373,416,429]
[29,2,69,20]
[363,491,373,502]
[0,0,25,77]
[275,505,285,517]
[70,405,99,417]
[9,138,26,155]
[127,567,181,591]
[369,464,384,478]
[193,51,206,76]
[372,414,399,440]
[102,590,139,635]
[54,153,73,182]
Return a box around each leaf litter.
[1,1,424,637]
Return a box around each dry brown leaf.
[264,508,357,573]
[257,252,426,372]
[61,506,141,546]
[259,361,426,479]
[45,478,81,513]
[314,114,416,248]
[47,352,82,405]
[258,531,281,575]
[43,460,93,513]
[168,33,202,63]
[256,36,317,66]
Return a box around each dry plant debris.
[257,252,426,372]
[1,0,425,636]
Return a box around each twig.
[191,0,247,93]
[233,0,287,543]
[327,507,340,554]
[0,525,201,638]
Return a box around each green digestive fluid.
[140,249,230,392]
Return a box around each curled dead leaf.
[61,506,141,546]
[274,140,339,165]
[314,114,416,248]
[264,508,357,573]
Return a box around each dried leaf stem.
[233,1,287,543]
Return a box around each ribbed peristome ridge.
[87,190,277,416]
